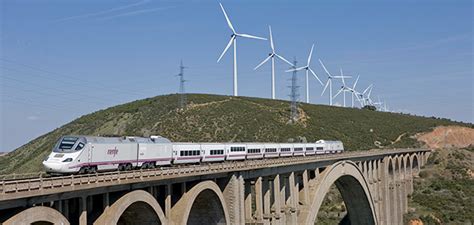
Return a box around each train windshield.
[54,137,79,152]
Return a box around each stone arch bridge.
[0,149,430,225]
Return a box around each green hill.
[0,94,469,174]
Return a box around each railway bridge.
[0,148,430,225]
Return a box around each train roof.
[315,140,343,144]
[62,135,172,144]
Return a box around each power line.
[0,58,157,98]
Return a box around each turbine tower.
[217,3,267,96]
[286,44,323,103]
[254,26,293,99]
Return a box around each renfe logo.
[107,147,119,157]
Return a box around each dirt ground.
[416,126,474,149]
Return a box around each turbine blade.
[354,92,361,102]
[309,67,324,86]
[269,26,274,51]
[334,88,343,98]
[285,66,305,72]
[307,44,315,65]
[321,80,330,96]
[362,84,373,95]
[275,54,294,66]
[254,55,272,70]
[367,85,373,98]
[237,33,267,40]
[219,3,236,33]
[217,37,234,62]
[340,68,346,86]
[353,75,360,89]
[319,59,331,77]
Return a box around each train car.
[246,143,264,160]
[315,141,325,154]
[279,143,293,157]
[201,143,226,163]
[293,143,305,156]
[263,143,280,158]
[172,143,202,164]
[316,140,344,154]
[225,143,247,161]
[305,143,316,156]
[43,136,173,174]
[137,136,173,168]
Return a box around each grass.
[0,93,469,174]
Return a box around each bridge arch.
[94,190,167,225]
[410,153,420,175]
[171,180,230,225]
[302,160,377,225]
[3,206,69,225]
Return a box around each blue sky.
[1,0,472,152]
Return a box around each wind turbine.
[286,44,324,103]
[217,3,267,96]
[366,85,375,106]
[348,75,361,108]
[254,26,294,99]
[319,59,350,106]
[333,69,352,107]
[359,84,374,106]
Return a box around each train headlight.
[62,158,73,162]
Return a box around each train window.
[231,147,245,152]
[306,147,314,151]
[58,137,78,151]
[248,148,260,153]
[316,147,323,150]
[294,148,303,151]
[281,148,290,152]
[210,149,223,155]
[265,148,276,153]
[75,142,85,151]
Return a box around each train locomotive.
[43,135,344,174]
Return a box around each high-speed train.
[43,135,344,174]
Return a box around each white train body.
[246,143,264,160]
[316,140,344,154]
[201,143,226,163]
[43,136,344,174]
[43,136,172,173]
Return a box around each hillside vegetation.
[0,94,468,174]
[405,146,474,224]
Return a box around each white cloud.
[26,115,40,121]
[99,6,175,20]
[54,0,150,22]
